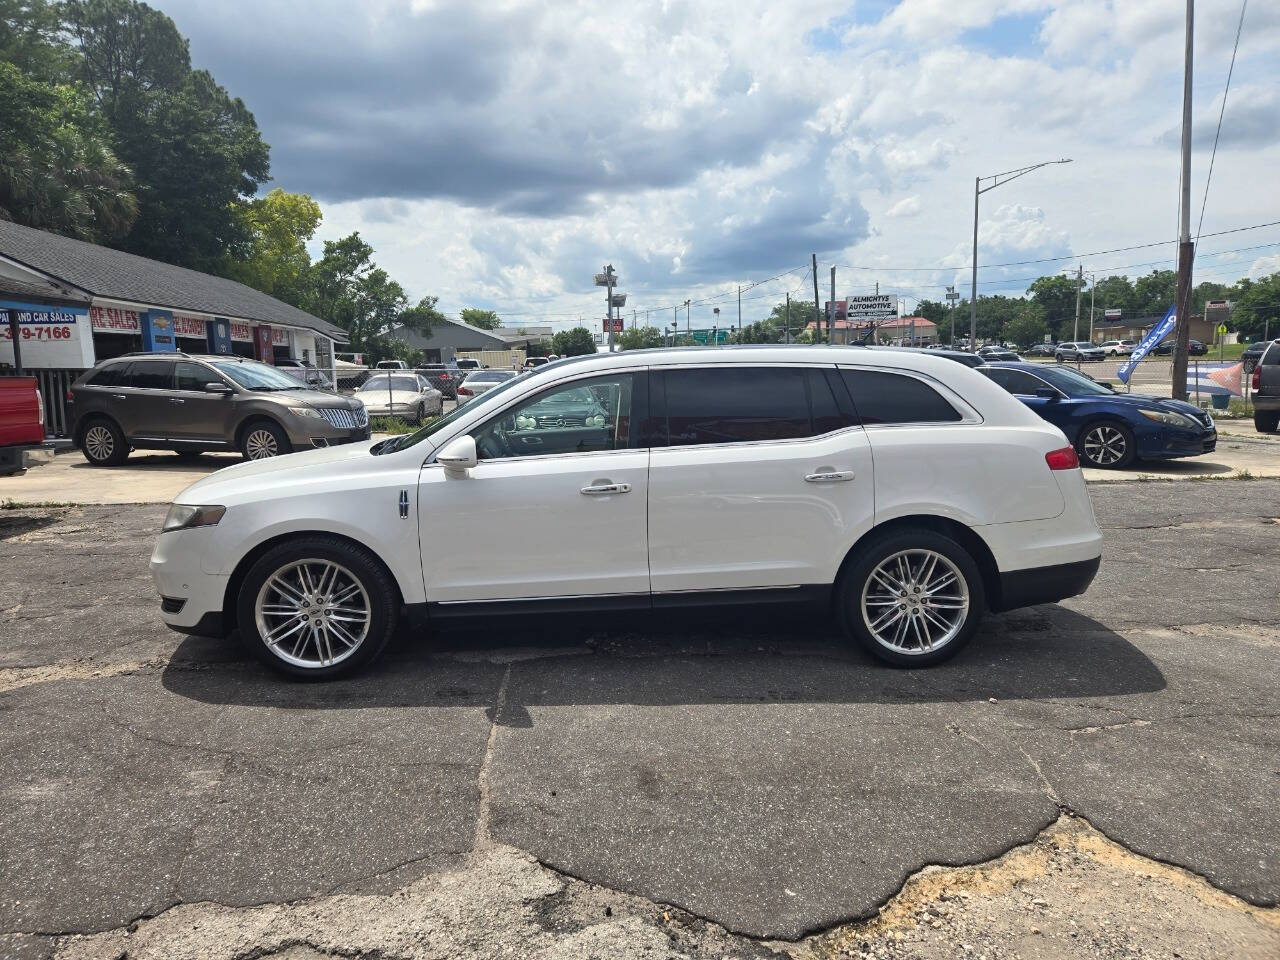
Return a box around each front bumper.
[283,419,371,448]
[150,527,229,635]
[1136,425,1217,459]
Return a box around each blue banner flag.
[1117,305,1176,383]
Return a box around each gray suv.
[70,353,370,466]
[1253,340,1280,434]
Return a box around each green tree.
[309,232,407,353]
[65,0,270,269]
[616,325,663,350]
[1230,274,1280,340]
[551,326,597,356]
[222,188,321,307]
[1133,269,1177,317]
[525,338,553,358]
[1027,275,1080,340]
[0,62,137,241]
[459,308,500,330]
[0,0,74,79]
[1091,275,1136,321]
[1002,301,1048,349]
[397,294,447,338]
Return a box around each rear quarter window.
[86,364,127,387]
[839,370,962,425]
[1263,343,1280,365]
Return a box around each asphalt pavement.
[0,482,1278,955]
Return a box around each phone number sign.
[1,300,94,368]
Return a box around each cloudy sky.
[164,0,1280,331]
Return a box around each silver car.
[457,369,518,404]
[355,373,443,423]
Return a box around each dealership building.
[0,219,346,432]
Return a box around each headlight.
[291,407,324,419]
[1140,408,1197,428]
[162,503,225,533]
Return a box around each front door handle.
[111,394,127,400]
[169,398,185,403]
[804,471,855,483]
[581,482,632,495]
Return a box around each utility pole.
[737,285,742,330]
[811,254,820,342]
[1172,0,1195,400]
[829,265,836,344]
[785,292,791,344]
[1073,265,1084,342]
[1088,277,1096,342]
[685,299,691,341]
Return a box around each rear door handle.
[169,398,185,403]
[112,394,127,400]
[581,482,632,495]
[804,471,855,482]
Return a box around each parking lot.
[2,465,1278,958]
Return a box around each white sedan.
[353,373,442,424]
[151,347,1102,679]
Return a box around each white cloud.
[885,196,923,218]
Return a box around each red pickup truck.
[0,377,46,476]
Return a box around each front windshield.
[361,376,419,392]
[377,370,531,453]
[212,360,303,390]
[1035,365,1114,397]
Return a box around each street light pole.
[969,159,1073,351]
[1073,265,1083,342]
[1172,0,1195,400]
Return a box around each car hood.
[356,390,424,406]
[266,389,360,411]
[1097,393,1211,420]
[175,440,380,503]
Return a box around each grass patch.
[370,416,432,435]
[1,499,73,509]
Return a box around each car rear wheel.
[237,536,399,679]
[837,530,985,667]
[81,418,129,466]
[414,402,425,425]
[1256,410,1279,433]
[1077,421,1135,469]
[240,420,291,461]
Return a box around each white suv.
[1100,340,1136,356]
[151,347,1102,678]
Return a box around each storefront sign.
[2,299,94,368]
[230,322,252,342]
[142,309,177,352]
[90,306,141,333]
[254,324,274,363]
[272,328,290,346]
[174,314,207,337]
[207,318,233,355]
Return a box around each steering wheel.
[475,417,517,459]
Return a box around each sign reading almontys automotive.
[845,295,895,318]
[1117,305,1176,384]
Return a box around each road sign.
[611,293,627,307]
[1105,308,1122,320]
[689,328,729,344]
[603,318,624,333]
[845,295,895,318]
[945,291,960,301]
[1216,323,1228,336]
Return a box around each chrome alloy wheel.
[254,559,371,669]
[84,424,114,461]
[1082,425,1126,466]
[244,427,279,460]
[860,549,970,655]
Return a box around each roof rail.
[118,350,191,358]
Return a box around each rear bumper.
[1254,396,1280,411]
[995,556,1100,612]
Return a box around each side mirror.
[437,434,477,474]
[204,382,233,394]
[1035,387,1059,400]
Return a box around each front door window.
[471,374,635,459]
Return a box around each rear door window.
[839,369,962,424]
[658,367,854,447]
[124,360,174,390]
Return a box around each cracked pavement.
[0,480,1278,957]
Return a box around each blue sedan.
[979,362,1216,469]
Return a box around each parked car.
[151,346,1102,679]
[0,376,47,476]
[276,358,334,391]
[979,361,1216,469]
[70,353,370,465]
[860,345,985,368]
[524,356,550,369]
[1100,340,1136,357]
[1025,343,1057,358]
[375,360,409,370]
[354,373,443,424]
[457,369,518,404]
[1153,338,1207,356]
[1251,340,1280,433]
[977,345,1022,362]
[454,357,483,371]
[1054,341,1106,362]
[1242,339,1275,372]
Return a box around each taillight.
[65,388,75,403]
[457,386,472,396]
[1045,446,1079,470]
[35,387,44,427]
[1252,366,1261,391]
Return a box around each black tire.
[1255,410,1279,434]
[1076,420,1136,469]
[414,402,425,426]
[80,417,129,466]
[240,419,292,461]
[837,529,985,667]
[236,535,399,680]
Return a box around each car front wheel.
[237,536,399,679]
[1255,410,1279,433]
[241,420,292,461]
[1077,421,1135,469]
[838,530,985,667]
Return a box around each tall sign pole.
[1073,265,1083,342]
[969,176,980,350]
[595,265,618,352]
[1172,0,1195,400]
[811,254,821,342]
[829,266,836,343]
